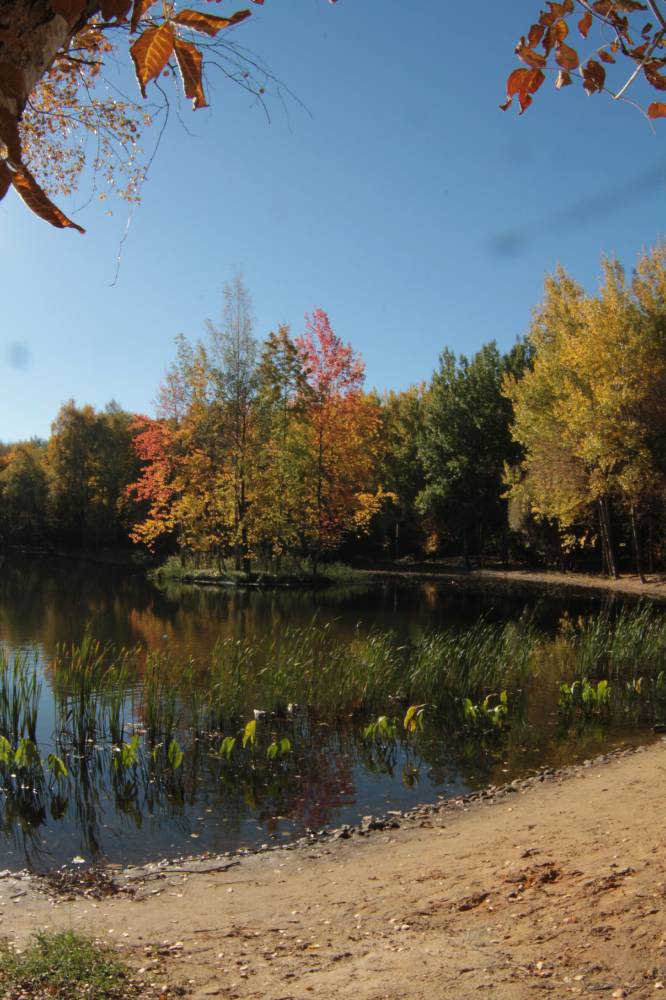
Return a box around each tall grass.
[0,647,41,742]
[2,603,666,784]
[555,603,666,681]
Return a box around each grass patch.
[0,931,147,999]
[150,554,368,588]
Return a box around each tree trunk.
[629,502,646,583]
[649,516,654,575]
[0,1,100,128]
[598,497,618,579]
[462,527,470,570]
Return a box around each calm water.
[0,553,655,871]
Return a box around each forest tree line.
[4,247,666,578]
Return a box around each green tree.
[418,341,530,566]
[378,386,429,557]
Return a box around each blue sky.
[1,0,665,441]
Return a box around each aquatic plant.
[0,648,41,743]
[462,691,509,731]
[557,678,612,719]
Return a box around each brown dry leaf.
[501,67,545,113]
[528,23,545,47]
[556,69,572,88]
[648,101,666,118]
[173,8,251,36]
[644,61,666,90]
[556,42,580,70]
[578,11,593,37]
[11,165,85,233]
[130,23,175,98]
[174,39,207,109]
[130,0,156,35]
[515,39,547,69]
[582,58,606,94]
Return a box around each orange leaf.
[515,38,547,69]
[648,101,666,117]
[130,23,175,98]
[174,39,208,109]
[173,8,251,36]
[501,67,545,113]
[555,42,580,70]
[578,11,593,37]
[130,0,155,34]
[0,163,10,202]
[598,48,616,63]
[528,23,545,47]
[10,166,85,233]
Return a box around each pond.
[0,553,661,872]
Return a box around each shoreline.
[5,738,665,998]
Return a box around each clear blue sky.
[1,0,664,441]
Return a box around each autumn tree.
[505,245,666,578]
[0,440,49,544]
[48,399,138,544]
[504,0,666,120]
[294,308,384,569]
[250,325,311,566]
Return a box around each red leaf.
[174,39,208,109]
[11,165,85,233]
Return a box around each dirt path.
[5,740,666,999]
[366,562,666,604]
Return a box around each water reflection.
[0,553,655,871]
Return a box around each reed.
[0,647,41,742]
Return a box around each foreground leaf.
[174,39,207,109]
[130,23,175,98]
[11,166,85,233]
[173,9,251,36]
